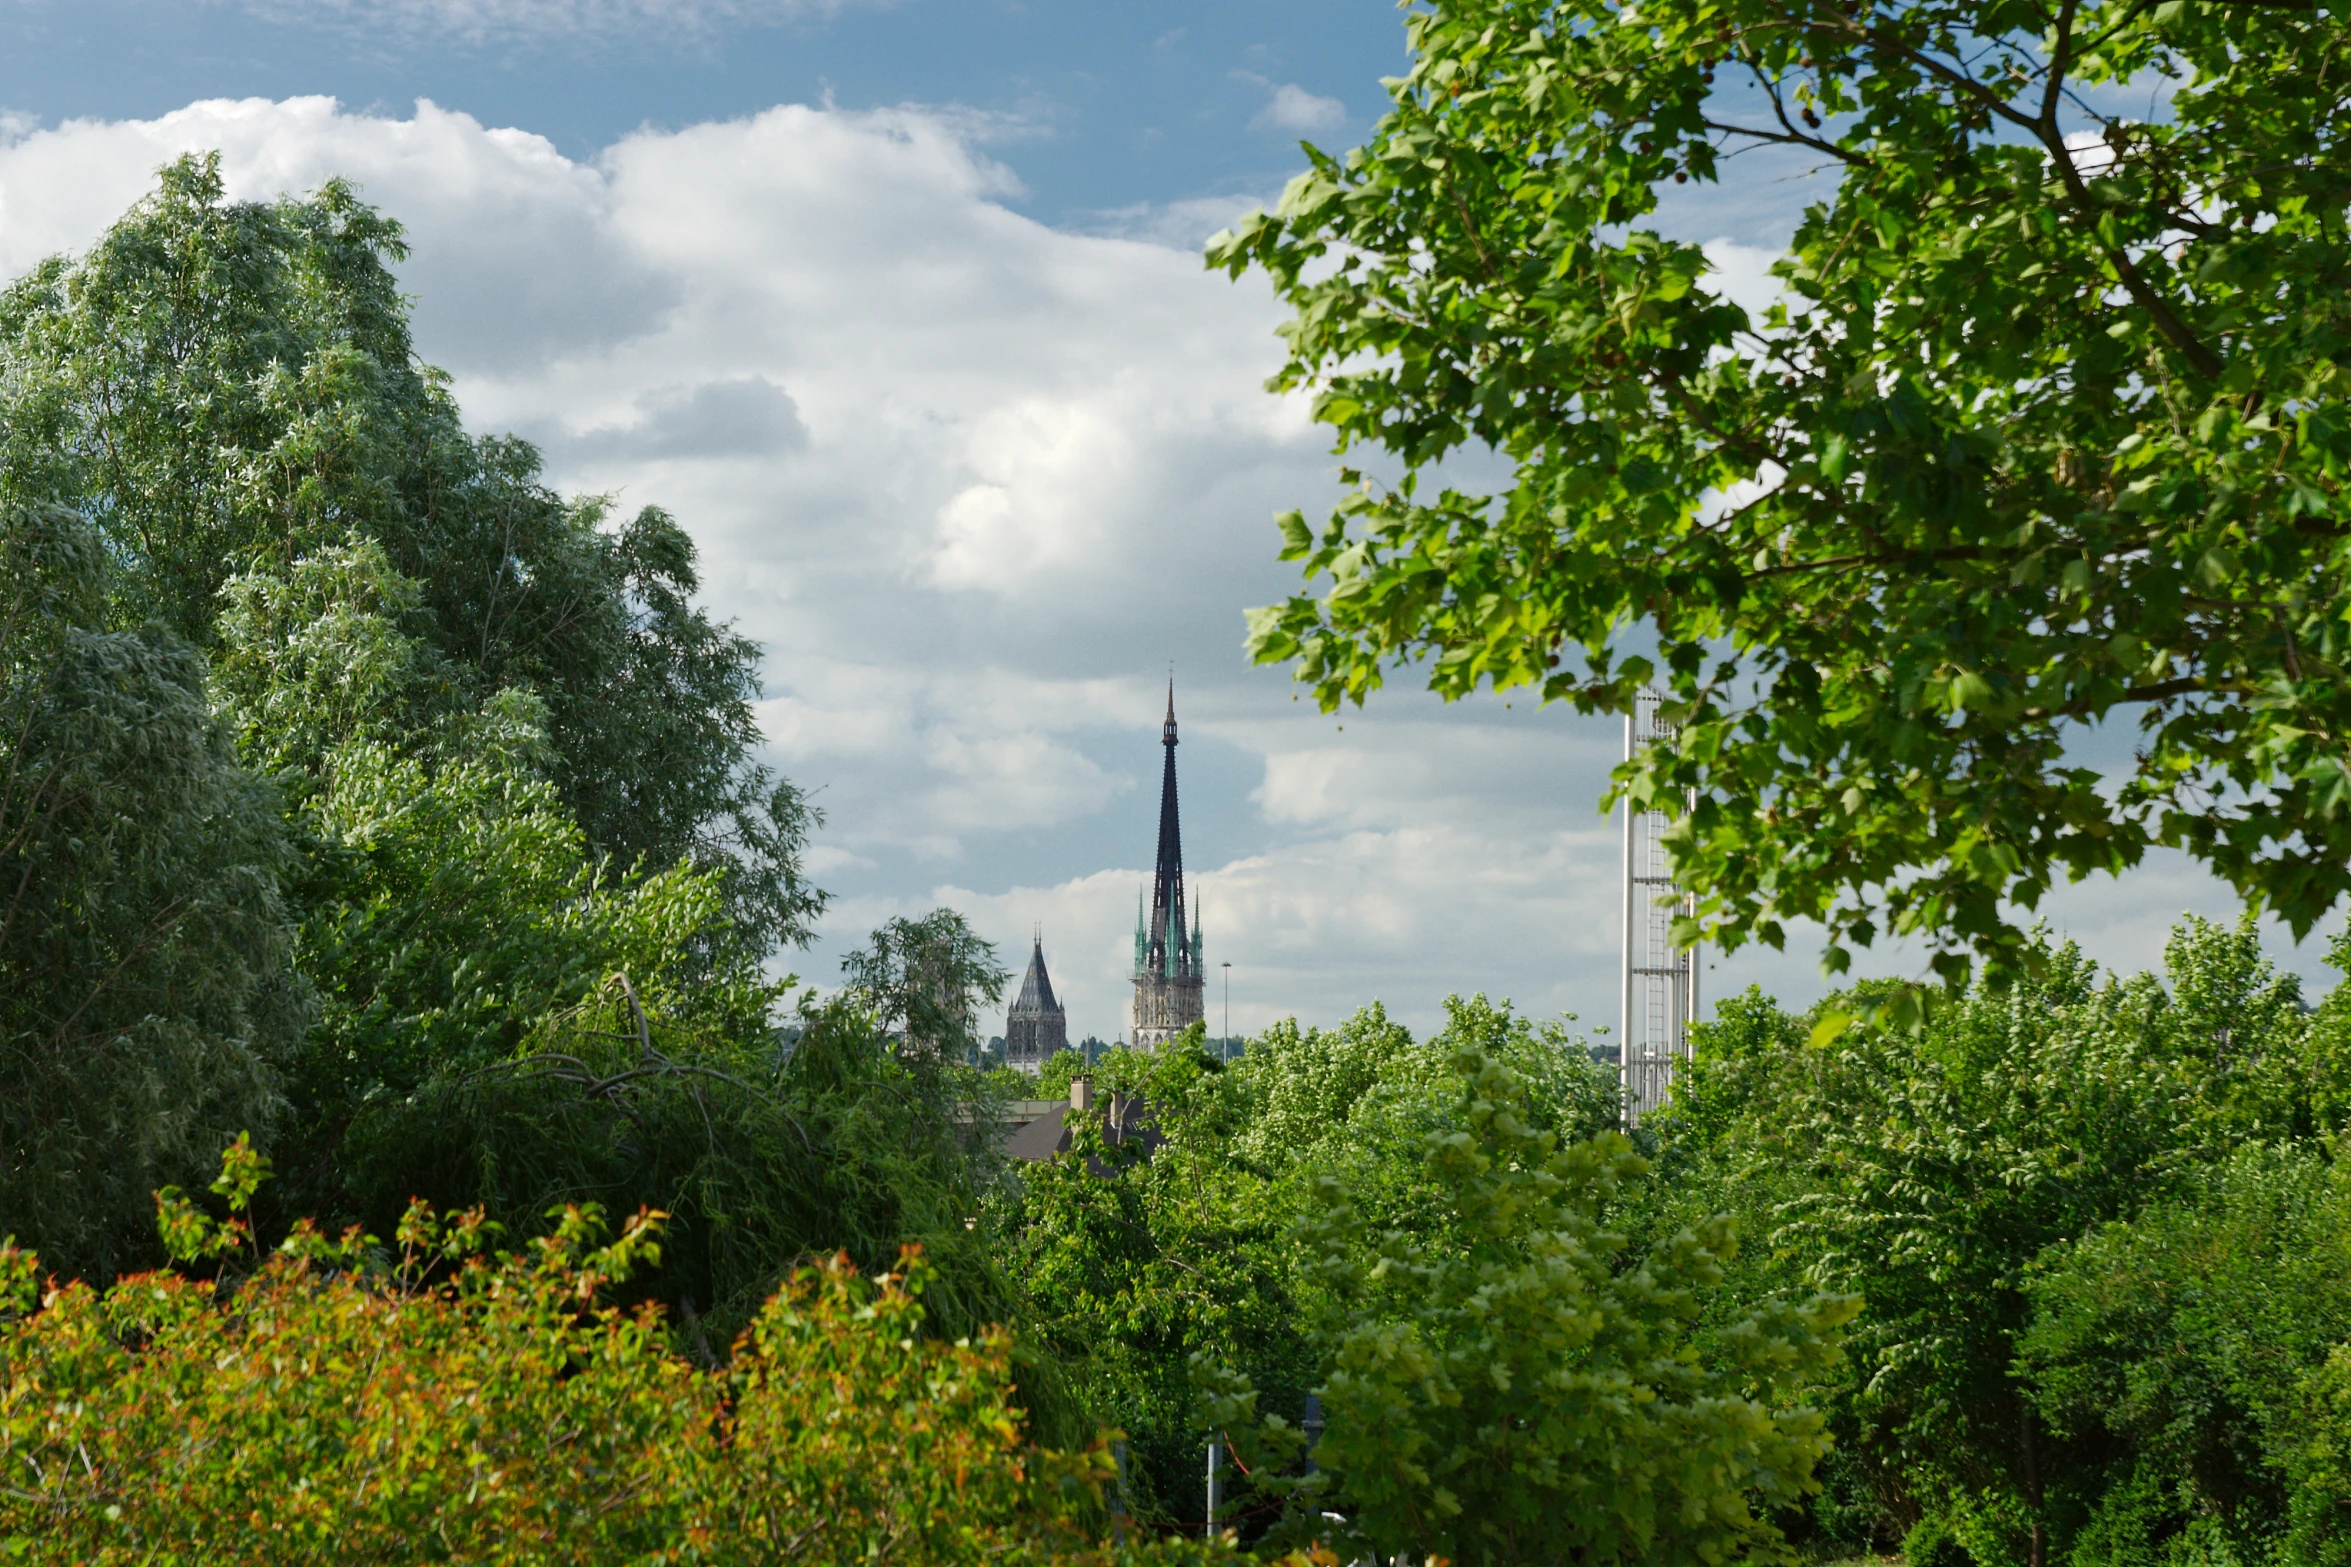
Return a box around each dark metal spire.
[1143,679,1193,981]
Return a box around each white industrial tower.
[1620,689,1699,1123]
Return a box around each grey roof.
[1004,1105,1069,1161]
[1010,937,1063,1017]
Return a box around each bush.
[0,1140,1228,1566]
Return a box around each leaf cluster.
[1215,0,2351,987]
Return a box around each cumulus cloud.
[0,92,2328,1040]
[923,809,1621,1043]
[1077,192,1279,252]
[1700,239,1787,324]
[0,98,679,370]
[543,377,810,464]
[1251,83,1348,134]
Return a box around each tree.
[1223,1002,1418,1171]
[208,537,778,1225]
[1624,917,2348,1567]
[1213,1040,1855,1567]
[1035,1049,1090,1099]
[1014,1003,1625,1537]
[335,976,1030,1356]
[2019,1142,2351,1567]
[0,506,304,1281]
[1014,1032,1316,1531]
[1211,0,2351,986]
[842,911,1011,1066]
[0,154,821,954]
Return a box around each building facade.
[1131,683,1205,1051]
[1005,929,1068,1074]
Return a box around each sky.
[0,0,2335,1044]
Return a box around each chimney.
[1070,1076,1093,1113]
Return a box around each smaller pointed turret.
[1005,929,1068,1075]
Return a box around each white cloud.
[2062,127,2121,179]
[1700,239,1787,325]
[1078,192,1278,252]
[1252,83,1348,134]
[0,93,2332,1042]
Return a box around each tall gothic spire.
[1142,679,1194,983]
[1131,679,1206,1050]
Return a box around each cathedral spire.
[1145,679,1189,982]
[1131,679,1206,1050]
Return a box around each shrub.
[0,1140,1225,1566]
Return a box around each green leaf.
[1809,1010,1855,1049]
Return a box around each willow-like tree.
[0,506,303,1279]
[1212,0,2350,989]
[0,154,822,952]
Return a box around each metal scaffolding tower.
[1620,689,1699,1123]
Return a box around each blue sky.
[0,1,1401,222]
[0,1,2327,1041]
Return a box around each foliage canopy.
[0,152,822,954]
[0,505,303,1280]
[1213,0,2351,984]
[1624,917,2351,1567]
[0,1142,1219,1567]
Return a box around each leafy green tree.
[292,722,757,1105]
[1226,997,1615,1176]
[207,538,774,1218]
[1631,918,2344,1567]
[2287,1344,2351,1567]
[1035,1049,1089,1100]
[1016,1003,1622,1537]
[336,976,1026,1359]
[1213,1041,1855,1567]
[0,161,842,1290]
[0,505,305,1280]
[0,154,820,952]
[1013,1032,1315,1529]
[2020,1141,2351,1567]
[208,540,982,1357]
[1223,1002,1417,1170]
[2010,935,2351,1567]
[0,161,413,642]
[211,536,460,778]
[842,910,1011,1067]
[1212,0,2351,986]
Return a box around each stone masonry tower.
[1130,681,1205,1051]
[1005,927,1068,1074]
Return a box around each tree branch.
[1702,114,1868,168]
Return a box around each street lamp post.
[1220,963,1232,1057]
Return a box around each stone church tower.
[1005,928,1067,1074]
[1131,682,1205,1051]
